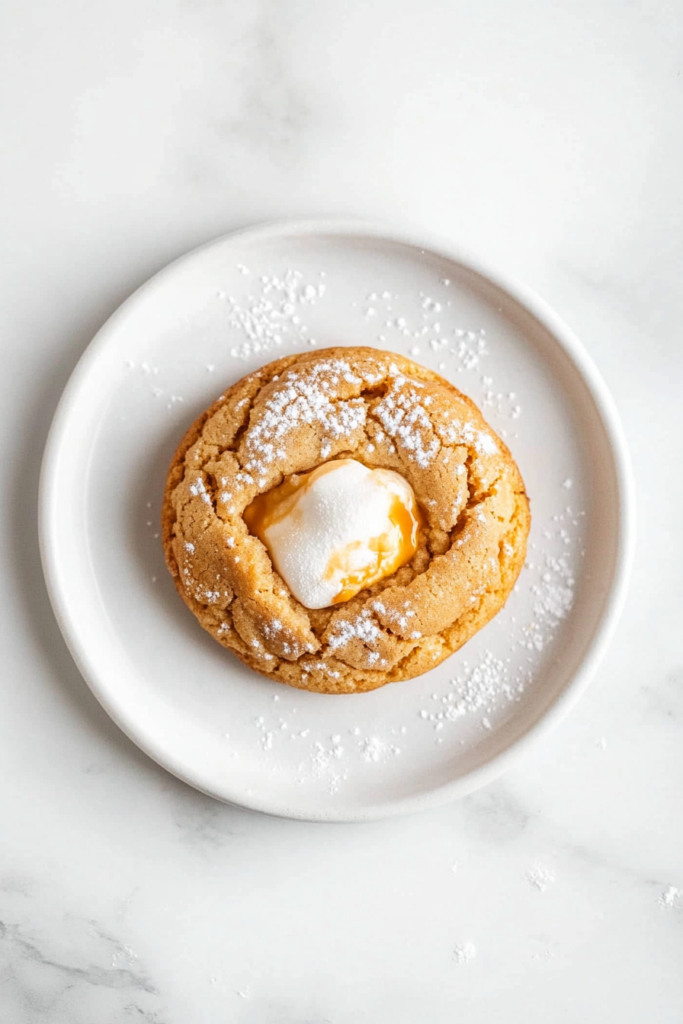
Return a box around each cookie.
[162,347,531,694]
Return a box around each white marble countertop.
[1,2,682,1021]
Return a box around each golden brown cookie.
[162,347,530,693]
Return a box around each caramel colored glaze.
[243,460,423,606]
[328,485,423,603]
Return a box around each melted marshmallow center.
[244,459,422,609]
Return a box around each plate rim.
[39,218,636,821]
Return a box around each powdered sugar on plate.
[419,651,519,732]
[220,268,325,360]
[248,712,402,792]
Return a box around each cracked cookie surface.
[162,347,531,693]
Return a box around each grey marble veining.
[0,891,166,1022]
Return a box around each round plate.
[39,221,634,821]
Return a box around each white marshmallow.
[258,460,419,609]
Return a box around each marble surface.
[1,1,682,1020]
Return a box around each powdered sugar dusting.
[294,728,398,791]
[658,885,682,909]
[327,610,381,653]
[440,416,498,456]
[419,651,520,732]
[374,368,440,468]
[363,288,489,373]
[454,941,477,965]
[521,507,580,654]
[359,735,388,763]
[526,864,557,892]
[244,358,367,473]
[223,268,324,359]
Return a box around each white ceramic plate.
[40,221,634,821]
